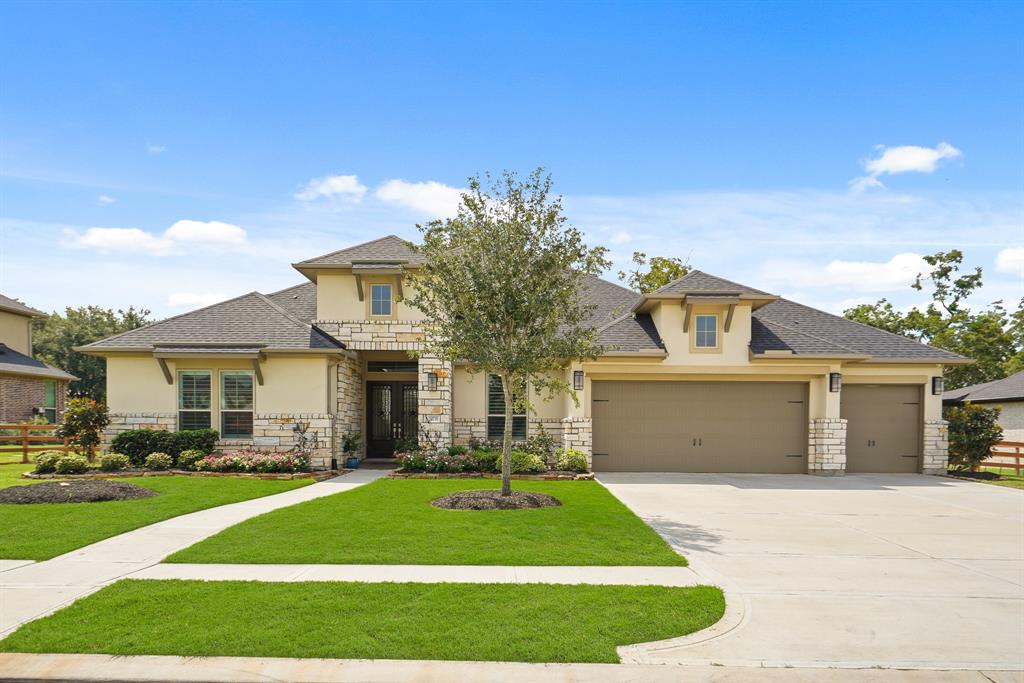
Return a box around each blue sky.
[1,1,1021,318]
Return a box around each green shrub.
[447,445,468,456]
[945,402,1003,471]
[56,397,110,455]
[145,452,173,470]
[524,427,557,463]
[468,449,499,472]
[110,428,219,465]
[99,452,130,472]
[176,449,207,470]
[54,453,90,474]
[507,449,546,474]
[394,437,420,452]
[33,450,64,474]
[555,448,589,472]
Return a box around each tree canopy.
[617,251,689,293]
[404,169,608,495]
[33,306,151,399]
[844,250,1023,388]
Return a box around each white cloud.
[760,253,927,292]
[995,247,1024,276]
[375,179,464,216]
[146,142,167,154]
[61,227,177,255]
[608,230,632,245]
[850,142,962,193]
[167,292,228,308]
[97,195,117,205]
[294,174,367,202]
[165,219,246,245]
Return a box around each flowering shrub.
[144,452,172,470]
[195,449,309,473]
[99,452,130,472]
[33,450,64,474]
[507,449,545,474]
[55,453,90,474]
[555,447,589,473]
[396,450,473,473]
[176,449,207,471]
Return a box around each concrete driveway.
[599,473,1024,671]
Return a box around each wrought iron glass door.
[366,381,418,457]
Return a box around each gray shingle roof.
[0,344,76,380]
[597,313,665,353]
[752,298,967,362]
[653,270,773,297]
[943,371,1024,403]
[581,275,641,327]
[79,292,343,352]
[0,294,45,318]
[295,235,424,267]
[750,318,863,357]
[267,282,317,323]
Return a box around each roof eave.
[632,293,779,314]
[749,351,871,361]
[856,356,974,366]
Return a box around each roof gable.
[651,270,774,297]
[0,293,45,318]
[944,370,1024,402]
[295,235,424,268]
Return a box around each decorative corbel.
[252,357,264,386]
[682,302,693,333]
[157,358,173,384]
[354,273,364,301]
[724,303,736,332]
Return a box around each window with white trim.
[486,374,526,440]
[42,381,57,423]
[178,371,212,430]
[370,283,393,316]
[695,314,718,348]
[220,371,254,438]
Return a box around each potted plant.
[342,431,362,469]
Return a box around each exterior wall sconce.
[932,376,944,395]
[573,370,584,391]
[829,372,842,393]
[427,372,438,391]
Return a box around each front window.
[487,374,526,440]
[370,283,393,316]
[42,381,57,423]
[695,314,718,348]
[220,371,254,438]
[178,371,212,430]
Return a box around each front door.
[366,381,418,457]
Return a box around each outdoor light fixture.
[427,372,438,391]
[932,376,944,395]
[829,372,842,393]
[573,371,584,391]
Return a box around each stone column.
[922,419,949,475]
[417,355,452,449]
[808,418,846,475]
[333,351,364,461]
[560,417,592,466]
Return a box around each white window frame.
[220,370,255,439]
[370,283,393,317]
[178,370,212,431]
[694,314,719,349]
[486,374,527,440]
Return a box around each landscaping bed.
[0,480,157,504]
[0,579,725,663]
[24,469,343,481]
[391,470,592,480]
[432,489,561,510]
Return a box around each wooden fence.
[979,441,1024,474]
[0,424,75,464]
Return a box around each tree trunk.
[500,372,513,496]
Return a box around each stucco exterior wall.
[453,366,569,420]
[990,401,1024,441]
[650,301,752,366]
[0,310,33,356]
[315,272,423,322]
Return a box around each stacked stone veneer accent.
[237,413,334,470]
[922,419,949,475]
[417,355,453,448]
[808,418,846,475]
[316,320,425,351]
[103,412,176,450]
[561,417,593,466]
[333,351,364,459]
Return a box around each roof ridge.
[80,291,261,349]
[251,292,343,349]
[755,317,863,355]
[596,310,638,333]
[649,269,700,295]
[295,234,404,266]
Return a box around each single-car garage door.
[842,384,922,473]
[591,381,807,473]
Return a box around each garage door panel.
[592,381,807,473]
[842,384,921,473]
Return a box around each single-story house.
[79,235,969,475]
[0,294,75,423]
[943,370,1024,441]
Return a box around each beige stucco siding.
[106,355,331,417]
[988,401,1024,441]
[453,366,570,420]
[651,302,752,365]
[0,310,33,356]
[315,272,423,322]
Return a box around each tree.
[56,396,110,459]
[944,402,1003,471]
[844,250,1023,389]
[404,169,609,496]
[33,306,151,399]
[618,252,689,293]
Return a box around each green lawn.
[168,479,686,566]
[0,579,724,663]
[976,466,1024,490]
[0,474,311,560]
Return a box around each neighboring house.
[0,294,75,423]
[79,235,968,475]
[943,371,1024,442]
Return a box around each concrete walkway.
[132,562,704,585]
[0,468,387,636]
[1,652,1020,683]
[600,473,1024,672]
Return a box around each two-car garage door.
[591,381,808,473]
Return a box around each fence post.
[20,424,29,464]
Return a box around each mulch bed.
[23,469,344,481]
[392,471,593,481]
[431,489,563,510]
[947,470,1002,481]
[0,480,159,505]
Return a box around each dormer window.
[695,314,718,348]
[370,283,393,317]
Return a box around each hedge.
[109,428,219,466]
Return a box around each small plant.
[54,453,90,474]
[194,450,309,473]
[468,449,499,473]
[945,402,1003,471]
[447,444,468,456]
[33,450,64,474]
[145,452,173,470]
[110,428,219,465]
[394,437,420,453]
[99,452,131,472]
[524,427,557,464]
[555,447,589,473]
[508,450,546,474]
[177,449,207,470]
[56,397,110,457]
[341,430,362,454]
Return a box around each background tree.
[618,252,689,293]
[405,169,609,496]
[33,306,151,399]
[844,250,1022,389]
[944,403,1003,471]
